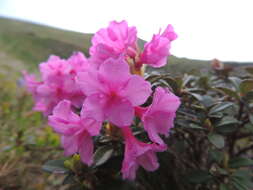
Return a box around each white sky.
[0,0,253,62]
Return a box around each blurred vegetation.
[0,17,253,190]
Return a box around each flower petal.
[82,94,107,122]
[120,75,152,106]
[61,136,78,156]
[78,132,94,166]
[48,100,80,135]
[77,71,106,96]
[137,150,159,171]
[107,98,134,126]
[98,56,130,87]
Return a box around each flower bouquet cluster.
[24,20,180,180]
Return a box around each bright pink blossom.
[48,100,102,165]
[121,126,167,180]
[23,71,43,97]
[24,52,88,115]
[77,56,151,126]
[67,51,90,73]
[135,87,181,145]
[140,24,177,68]
[89,20,137,68]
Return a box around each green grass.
[0,17,92,69]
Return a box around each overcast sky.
[1,0,253,62]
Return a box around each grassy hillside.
[0,17,92,70]
[0,16,252,74]
[0,17,211,72]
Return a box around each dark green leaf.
[209,112,223,118]
[231,177,252,190]
[249,114,253,125]
[240,80,253,95]
[190,93,215,108]
[217,116,239,127]
[189,93,203,102]
[62,174,76,185]
[209,102,234,115]
[163,76,179,92]
[145,74,160,83]
[229,157,253,168]
[208,133,225,149]
[182,75,195,87]
[229,77,242,91]
[217,167,228,175]
[189,123,205,130]
[244,123,253,133]
[219,184,230,190]
[232,169,253,189]
[93,145,114,167]
[42,159,69,174]
[209,150,223,163]
[232,169,252,179]
[216,124,237,134]
[216,87,240,100]
[186,170,212,184]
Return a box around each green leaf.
[186,170,212,184]
[209,150,223,163]
[229,77,242,91]
[239,80,253,95]
[232,169,252,179]
[189,123,205,130]
[93,145,114,167]
[209,112,223,118]
[217,116,239,127]
[163,76,179,92]
[249,114,253,125]
[208,133,225,149]
[190,93,215,108]
[216,116,238,133]
[244,123,253,133]
[217,167,228,175]
[231,177,252,190]
[189,93,203,102]
[209,102,234,115]
[216,124,237,134]
[229,157,253,168]
[42,159,69,174]
[216,87,240,100]
[182,74,195,87]
[219,184,230,190]
[62,174,76,185]
[145,74,160,83]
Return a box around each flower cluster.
[24,20,180,180]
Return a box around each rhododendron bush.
[23,21,253,190]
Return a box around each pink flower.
[77,56,151,126]
[89,20,138,67]
[140,24,177,68]
[23,71,43,97]
[48,100,102,165]
[67,51,90,73]
[121,126,167,180]
[24,52,88,115]
[135,87,181,145]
